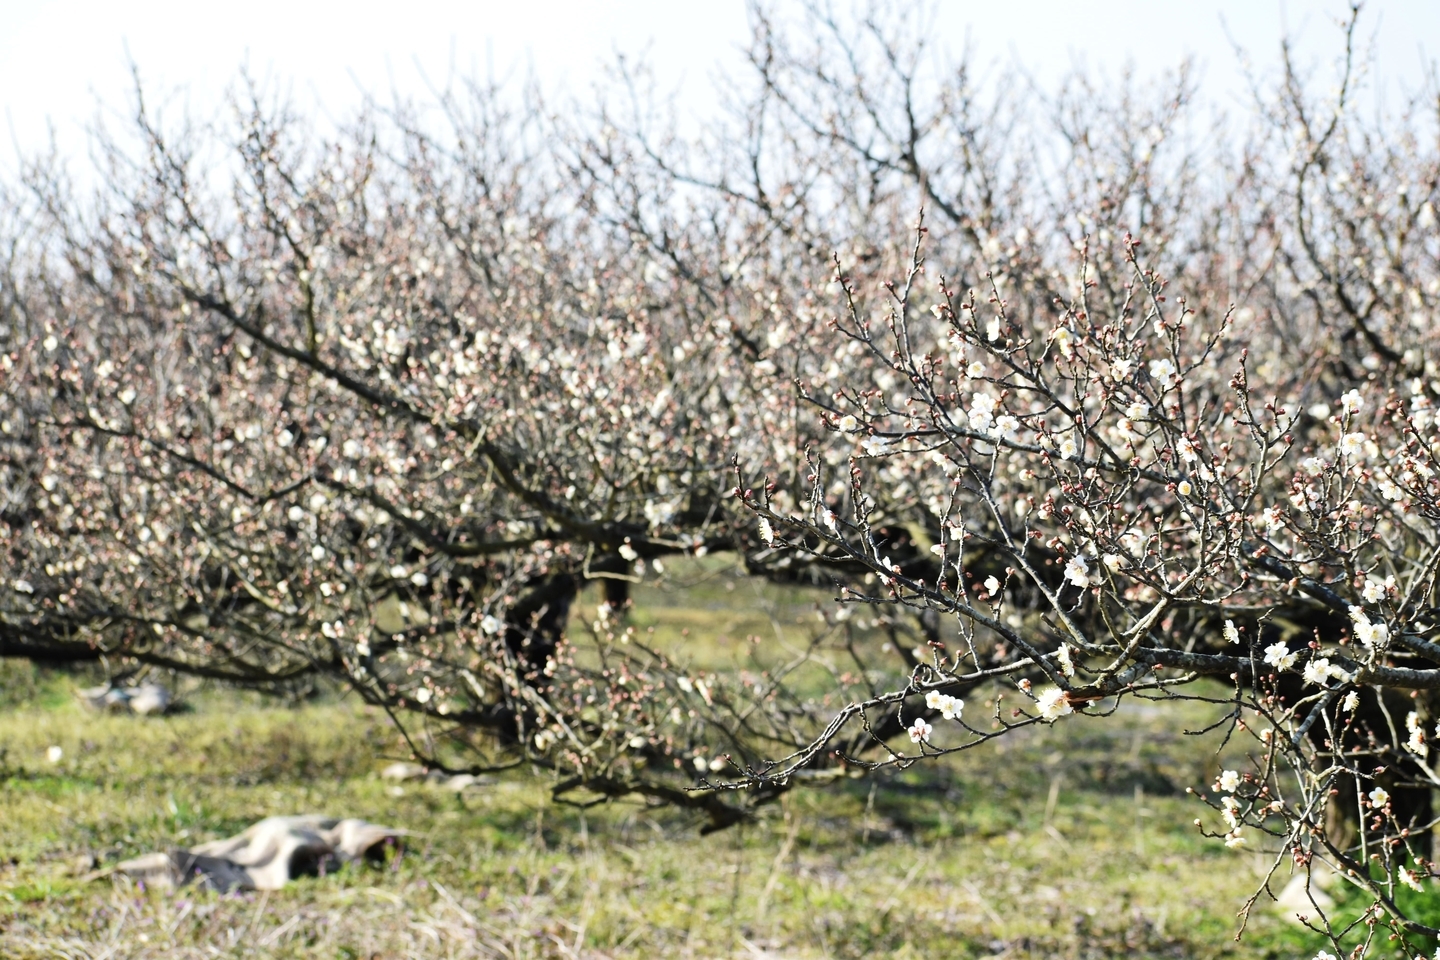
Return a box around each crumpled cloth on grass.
[76,682,172,715]
[112,815,405,892]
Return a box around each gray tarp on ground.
[112,815,405,892]
[77,682,172,715]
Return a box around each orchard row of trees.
[5,2,1440,948]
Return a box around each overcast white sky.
[2,1,1437,168]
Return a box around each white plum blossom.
[1058,436,1079,460]
[1036,686,1073,720]
[1399,867,1424,893]
[822,509,839,532]
[1216,769,1240,793]
[1224,829,1246,849]
[1362,575,1394,603]
[1125,400,1150,420]
[1063,554,1092,588]
[643,498,679,527]
[925,690,964,720]
[1339,432,1367,460]
[1368,786,1390,807]
[1259,506,1286,535]
[983,575,1001,597]
[1148,358,1178,386]
[838,414,859,432]
[1051,325,1075,358]
[1263,641,1298,671]
[1221,795,1241,828]
[1342,690,1360,712]
[1340,389,1364,415]
[1307,656,1347,687]
[969,393,997,433]
[1223,620,1240,645]
[1349,607,1389,647]
[12,579,33,594]
[1407,712,1427,754]
[1176,437,1198,463]
[757,518,774,545]
[907,717,933,743]
[1102,553,1125,573]
[966,361,985,378]
[480,614,504,635]
[929,450,959,476]
[1303,657,1334,685]
[1056,643,1075,677]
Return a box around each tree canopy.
[4,3,1440,948]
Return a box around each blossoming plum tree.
[3,2,1440,948]
[709,3,1440,950]
[0,82,833,825]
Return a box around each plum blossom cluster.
[924,689,964,720]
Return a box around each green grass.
[0,572,1350,958]
[0,688,1335,957]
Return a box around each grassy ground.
[0,565,1344,958]
[0,676,1334,958]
